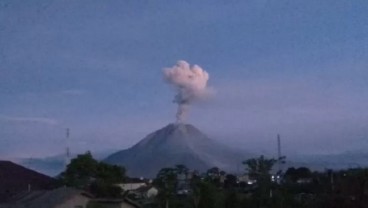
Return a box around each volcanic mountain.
[104,123,249,177]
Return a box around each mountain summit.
[104,123,247,177]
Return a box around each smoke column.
[163,60,210,123]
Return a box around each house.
[0,187,143,208]
[219,175,226,184]
[132,186,158,199]
[176,171,198,195]
[0,187,92,208]
[237,174,256,185]
[116,183,147,192]
[237,174,249,183]
[88,198,141,208]
[0,161,57,203]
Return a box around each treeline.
[59,152,368,208]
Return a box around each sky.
[0,0,367,158]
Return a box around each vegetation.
[154,167,178,208]
[59,153,368,207]
[60,151,125,197]
[149,156,368,208]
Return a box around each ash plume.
[163,60,211,123]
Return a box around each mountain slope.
[104,123,248,177]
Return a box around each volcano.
[104,123,249,177]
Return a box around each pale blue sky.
[1,0,367,158]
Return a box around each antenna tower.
[65,128,70,169]
[277,134,283,175]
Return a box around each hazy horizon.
[1,0,367,158]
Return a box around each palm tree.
[243,155,276,180]
[243,155,276,207]
[155,168,177,208]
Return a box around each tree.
[96,162,126,184]
[190,173,202,208]
[243,155,276,207]
[285,167,312,183]
[61,151,125,197]
[224,190,238,208]
[175,164,189,175]
[338,168,368,207]
[207,167,220,177]
[155,167,178,208]
[62,151,98,188]
[206,167,223,187]
[243,155,276,181]
[224,174,237,189]
[197,181,216,208]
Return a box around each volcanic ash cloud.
[163,60,211,123]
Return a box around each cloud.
[0,115,59,125]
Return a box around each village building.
[0,187,92,208]
[0,161,57,203]
[88,198,141,208]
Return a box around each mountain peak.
[131,123,205,150]
[162,122,200,135]
[104,123,248,177]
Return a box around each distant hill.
[19,156,64,177]
[287,151,368,171]
[17,150,117,177]
[104,123,250,178]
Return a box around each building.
[132,186,158,199]
[116,183,147,192]
[0,187,92,208]
[0,161,57,203]
[89,198,141,208]
[237,174,256,185]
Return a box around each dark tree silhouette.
[61,151,125,197]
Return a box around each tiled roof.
[1,187,91,208]
[0,161,57,202]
